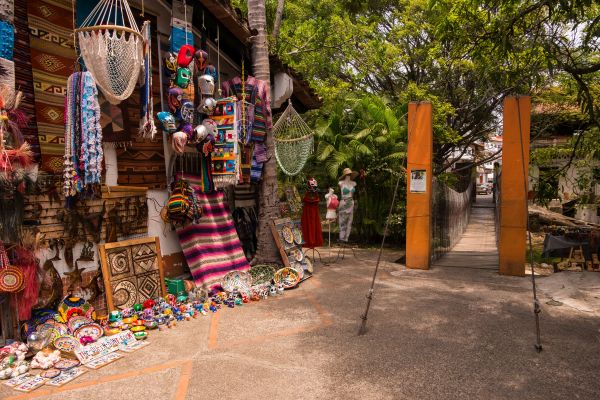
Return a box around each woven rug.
[176,179,249,290]
[27,0,76,173]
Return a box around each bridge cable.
[357,168,403,336]
[517,96,543,352]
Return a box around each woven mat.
[27,0,76,173]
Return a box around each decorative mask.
[194,49,209,72]
[163,52,178,74]
[171,131,188,154]
[180,123,194,141]
[180,100,194,123]
[175,67,191,89]
[198,74,215,96]
[157,112,177,133]
[203,64,218,82]
[193,124,208,143]
[177,44,195,68]
[168,87,183,113]
[202,118,218,137]
[199,97,217,115]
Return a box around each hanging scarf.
[139,21,156,139]
[63,71,103,198]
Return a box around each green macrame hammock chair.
[273,101,314,176]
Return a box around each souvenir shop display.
[98,237,167,312]
[76,0,144,104]
[338,168,358,242]
[301,178,323,249]
[273,101,314,176]
[211,98,239,188]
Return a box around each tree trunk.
[271,0,285,44]
[248,0,280,263]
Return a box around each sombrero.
[339,167,358,180]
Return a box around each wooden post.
[499,96,530,276]
[406,102,433,270]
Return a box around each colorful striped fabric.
[176,179,249,290]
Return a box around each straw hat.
[339,167,358,180]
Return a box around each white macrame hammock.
[273,101,314,176]
[76,0,143,105]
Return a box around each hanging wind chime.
[75,0,144,105]
[273,101,314,176]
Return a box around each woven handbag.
[0,242,24,293]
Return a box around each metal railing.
[431,177,475,261]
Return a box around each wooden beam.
[499,96,530,276]
[406,102,433,270]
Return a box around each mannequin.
[338,168,357,242]
[301,177,324,248]
[324,188,339,220]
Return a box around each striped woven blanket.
[176,180,249,289]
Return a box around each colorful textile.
[63,71,103,197]
[301,192,323,248]
[221,76,272,143]
[176,182,249,290]
[0,20,14,60]
[0,0,14,23]
[338,198,355,242]
[27,0,76,173]
[250,156,263,183]
[211,98,238,188]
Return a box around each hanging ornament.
[198,74,215,96]
[273,101,314,176]
[76,0,144,105]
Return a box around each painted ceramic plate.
[73,323,103,341]
[0,266,24,292]
[290,262,304,280]
[294,249,304,262]
[221,270,252,293]
[40,369,61,379]
[273,267,301,289]
[304,257,314,274]
[281,226,294,244]
[292,227,303,245]
[67,316,94,332]
[248,264,277,285]
[53,335,80,353]
[53,358,80,370]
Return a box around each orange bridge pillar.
[406,102,433,270]
[499,96,530,276]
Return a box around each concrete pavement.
[2,248,599,399]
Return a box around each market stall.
[0,0,327,394]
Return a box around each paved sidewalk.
[2,248,599,399]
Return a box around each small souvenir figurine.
[269,285,277,296]
[242,294,250,303]
[108,310,122,323]
[166,294,177,306]
[121,307,134,319]
[234,297,243,306]
[277,283,285,295]
[133,303,143,312]
[30,349,61,370]
[79,336,94,346]
[209,302,218,313]
[261,289,269,300]
[143,299,156,310]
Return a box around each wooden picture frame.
[99,237,166,312]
